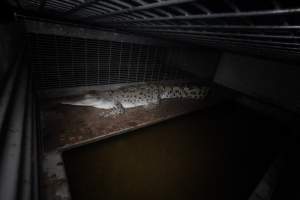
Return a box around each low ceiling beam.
[102,8,300,23]
[86,0,195,21]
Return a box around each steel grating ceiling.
[13,0,300,57]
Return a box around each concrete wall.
[174,48,221,81]
[214,52,300,112]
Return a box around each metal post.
[21,77,33,200]
[0,66,28,200]
[0,52,21,134]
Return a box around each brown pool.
[63,102,287,200]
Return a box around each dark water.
[63,102,286,200]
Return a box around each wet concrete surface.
[62,102,287,200]
[41,99,210,152]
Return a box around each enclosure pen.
[0,0,300,200]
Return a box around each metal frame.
[14,0,300,57]
[0,44,40,200]
[21,17,176,46]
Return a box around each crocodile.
[61,83,210,114]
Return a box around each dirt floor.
[41,97,218,152]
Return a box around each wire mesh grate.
[27,33,198,89]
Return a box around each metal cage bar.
[14,0,300,58]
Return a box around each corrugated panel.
[27,33,196,89]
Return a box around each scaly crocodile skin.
[62,83,210,113]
